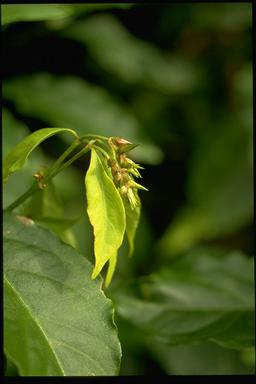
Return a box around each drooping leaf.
[105,254,118,288]
[2,109,47,208]
[4,211,121,376]
[123,192,141,257]
[85,149,126,280]
[112,248,255,350]
[3,127,78,183]
[3,73,163,164]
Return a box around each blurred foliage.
[111,248,254,349]
[2,2,254,376]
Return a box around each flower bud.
[120,185,128,195]
[127,168,142,178]
[128,180,148,191]
[127,188,138,210]
[109,137,138,153]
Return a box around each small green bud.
[127,168,142,178]
[127,188,138,210]
[120,155,144,170]
[128,180,148,191]
[120,185,128,195]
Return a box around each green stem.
[49,145,91,178]
[4,182,40,212]
[80,134,108,141]
[47,139,80,178]
[4,142,91,212]
[92,144,110,160]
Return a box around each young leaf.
[105,254,118,288]
[3,127,78,183]
[85,148,126,280]
[4,211,121,376]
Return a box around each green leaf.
[85,149,126,281]
[123,192,141,257]
[2,109,45,209]
[113,248,255,349]
[3,127,78,183]
[5,356,19,376]
[24,179,63,218]
[105,254,118,288]
[4,211,121,376]
[22,179,79,248]
[1,4,74,25]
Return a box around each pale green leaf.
[123,192,141,257]
[2,109,45,208]
[112,248,254,349]
[3,127,78,183]
[4,211,121,376]
[105,254,118,288]
[85,149,126,280]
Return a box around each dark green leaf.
[4,211,121,376]
[113,248,254,349]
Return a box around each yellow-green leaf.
[123,191,141,257]
[105,254,118,288]
[85,149,126,280]
[3,128,78,183]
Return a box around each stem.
[4,142,91,212]
[48,139,80,178]
[49,145,91,178]
[92,144,110,159]
[4,182,39,212]
[80,134,108,141]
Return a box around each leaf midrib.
[97,163,117,244]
